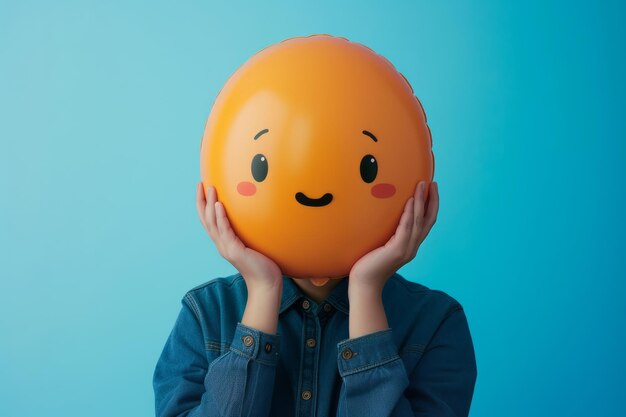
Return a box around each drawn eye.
[360,154,378,183]
[251,154,268,182]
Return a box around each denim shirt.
[153,272,477,417]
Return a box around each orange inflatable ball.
[200,34,434,284]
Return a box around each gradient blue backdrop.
[1,1,624,416]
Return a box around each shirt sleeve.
[153,299,281,417]
[335,307,477,417]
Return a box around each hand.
[196,182,284,334]
[346,180,439,338]
[196,182,283,292]
[349,180,439,293]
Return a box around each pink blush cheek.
[371,183,396,198]
[237,181,257,196]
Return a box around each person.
[153,180,477,416]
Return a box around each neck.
[290,276,346,304]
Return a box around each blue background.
[1,1,624,416]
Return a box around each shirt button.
[306,338,316,348]
[302,299,310,310]
[341,347,354,360]
[265,343,272,353]
[242,335,254,347]
[301,390,312,401]
[323,303,332,312]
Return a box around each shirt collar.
[279,275,350,315]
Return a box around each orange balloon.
[200,34,434,281]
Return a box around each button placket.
[297,312,319,415]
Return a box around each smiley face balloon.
[200,34,434,283]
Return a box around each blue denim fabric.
[153,272,477,417]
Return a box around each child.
[153,180,477,416]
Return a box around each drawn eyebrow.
[254,129,269,140]
[362,130,378,142]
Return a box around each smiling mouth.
[295,192,333,207]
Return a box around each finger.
[392,196,415,251]
[409,181,427,246]
[196,182,208,230]
[204,185,218,235]
[419,181,439,243]
[213,201,248,263]
[413,180,427,221]
[214,201,238,244]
